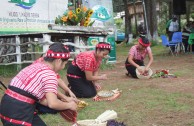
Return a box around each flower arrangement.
[151,69,177,78]
[151,69,169,78]
[55,5,95,27]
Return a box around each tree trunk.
[144,0,151,39]
[144,0,158,41]
[150,0,158,41]
[123,0,131,43]
[133,1,138,36]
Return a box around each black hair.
[141,37,150,44]
[44,42,69,62]
[95,42,111,53]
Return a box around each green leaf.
[88,20,95,26]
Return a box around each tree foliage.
[114,18,124,30]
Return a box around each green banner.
[87,36,116,63]
[107,35,116,62]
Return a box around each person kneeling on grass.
[33,44,78,114]
[0,42,78,126]
[67,42,111,98]
[125,37,153,78]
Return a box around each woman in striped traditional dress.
[33,44,78,114]
[0,42,77,126]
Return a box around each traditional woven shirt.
[129,45,151,61]
[33,57,44,64]
[10,62,58,100]
[33,57,60,79]
[73,50,101,72]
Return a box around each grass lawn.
[1,41,194,126]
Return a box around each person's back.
[166,15,179,41]
[182,23,191,40]
[166,15,179,52]
[190,21,194,33]
[182,23,191,52]
[138,22,146,37]
[189,21,194,52]
[168,19,179,32]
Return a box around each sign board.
[83,0,116,62]
[107,35,116,63]
[0,0,68,34]
[82,0,114,27]
[87,36,116,63]
[87,37,100,50]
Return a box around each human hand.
[71,97,79,103]
[144,67,149,73]
[137,66,144,74]
[68,91,77,99]
[100,74,107,80]
[94,83,102,90]
[61,96,79,103]
[141,67,149,76]
[61,96,71,102]
[39,98,48,106]
[69,101,78,111]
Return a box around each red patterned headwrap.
[138,38,151,47]
[45,50,70,59]
[96,43,111,49]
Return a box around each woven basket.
[77,119,107,126]
[136,66,153,79]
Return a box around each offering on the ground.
[151,69,177,78]
[140,72,149,76]
[77,100,88,110]
[136,66,153,79]
[97,90,114,98]
[93,89,122,101]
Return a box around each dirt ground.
[108,54,194,126]
[0,53,194,126]
[101,53,194,126]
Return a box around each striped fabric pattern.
[182,27,191,40]
[10,62,58,100]
[74,51,101,72]
[129,45,151,61]
[60,110,77,123]
[33,57,60,79]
